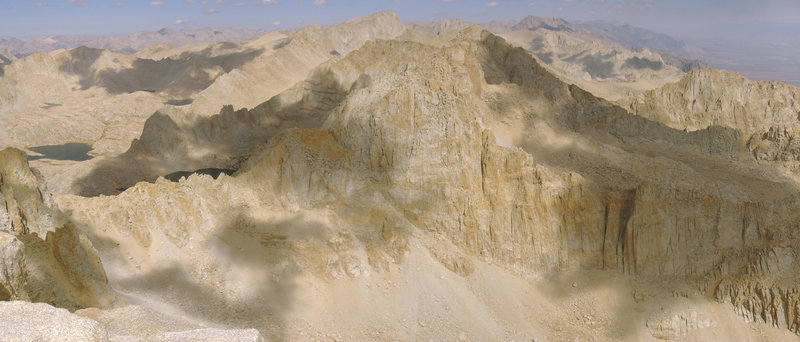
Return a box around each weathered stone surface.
[646,308,716,340]
[76,305,265,342]
[620,68,800,135]
[0,147,112,310]
[3,14,800,341]
[0,301,109,342]
[0,232,26,301]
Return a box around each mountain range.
[2,11,800,342]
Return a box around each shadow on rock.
[73,66,363,196]
[58,45,265,98]
[107,212,344,341]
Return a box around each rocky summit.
[2,10,800,342]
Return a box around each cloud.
[527,1,535,6]
[67,0,91,6]
[438,0,464,2]
[311,0,326,4]
[175,19,190,24]
[254,0,278,4]
[215,0,225,4]
[113,2,126,7]
[272,20,280,25]
[204,7,218,13]
[185,0,195,3]
[233,1,247,5]
[622,0,658,10]
[24,2,55,7]
[485,1,498,6]
[150,1,166,6]
[388,0,404,2]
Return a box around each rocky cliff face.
[38,26,800,340]
[187,11,406,115]
[621,69,800,133]
[488,15,687,101]
[0,148,112,310]
[0,12,406,158]
[620,69,800,163]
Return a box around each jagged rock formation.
[0,147,267,341]
[0,12,691,163]
[621,68,800,133]
[5,10,800,341]
[31,23,800,340]
[0,12,406,160]
[187,11,406,114]
[0,148,112,309]
[620,68,800,164]
[487,15,688,100]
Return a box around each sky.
[0,0,799,41]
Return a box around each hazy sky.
[1,0,798,40]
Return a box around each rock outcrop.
[0,301,109,342]
[488,15,687,100]
[0,300,265,342]
[0,12,406,158]
[621,68,800,133]
[4,12,800,341]
[0,147,112,310]
[45,25,800,339]
[620,69,800,162]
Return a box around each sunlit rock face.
[3,12,800,342]
[0,147,112,310]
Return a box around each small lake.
[27,143,94,161]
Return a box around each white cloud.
[527,1,535,6]
[150,1,166,6]
[254,0,278,4]
[204,7,217,13]
[175,19,190,24]
[113,2,126,7]
[215,0,225,4]
[272,20,280,25]
[312,0,326,4]
[233,1,247,6]
[185,0,195,3]
[67,0,91,6]
[485,1,498,7]
[388,0,404,2]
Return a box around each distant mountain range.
[1,16,797,88]
[577,21,702,60]
[0,27,268,57]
